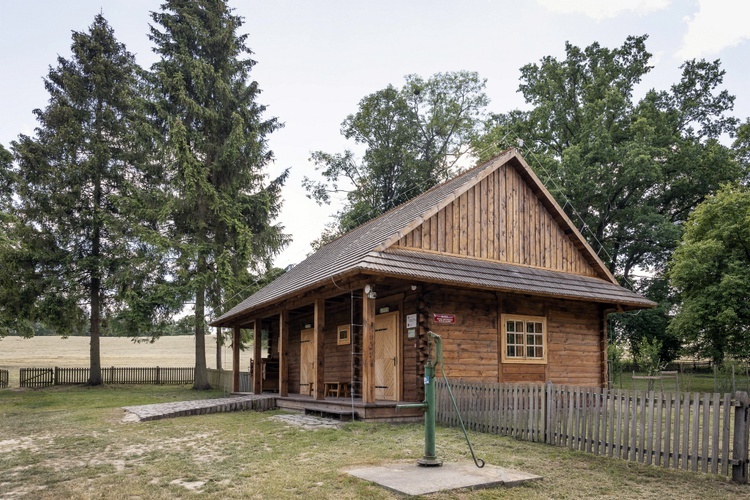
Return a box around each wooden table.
[324,381,351,398]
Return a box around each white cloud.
[536,0,670,21]
[678,0,750,59]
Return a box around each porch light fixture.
[364,284,377,299]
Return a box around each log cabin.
[210,149,655,421]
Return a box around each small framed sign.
[433,313,456,324]
[337,325,351,345]
[406,313,417,329]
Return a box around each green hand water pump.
[397,331,484,468]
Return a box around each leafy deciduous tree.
[149,0,288,389]
[473,35,742,279]
[668,184,750,363]
[304,71,488,245]
[472,35,746,360]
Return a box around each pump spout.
[395,402,428,411]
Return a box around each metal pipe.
[396,335,442,466]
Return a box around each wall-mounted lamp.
[364,284,377,299]
[411,285,417,291]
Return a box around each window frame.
[500,314,547,364]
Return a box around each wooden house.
[210,149,654,420]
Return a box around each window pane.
[516,321,524,333]
[516,334,523,345]
[507,321,515,333]
[507,346,516,357]
[527,334,535,346]
[507,333,514,344]
[527,346,535,357]
[536,347,543,358]
[535,322,543,332]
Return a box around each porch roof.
[360,248,655,309]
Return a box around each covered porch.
[213,274,428,421]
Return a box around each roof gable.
[385,152,609,278]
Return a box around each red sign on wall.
[432,313,456,324]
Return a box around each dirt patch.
[170,479,206,491]
[0,434,54,453]
[268,414,343,430]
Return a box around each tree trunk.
[88,169,103,386]
[88,275,103,385]
[216,327,222,370]
[193,255,211,390]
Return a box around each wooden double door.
[299,312,401,401]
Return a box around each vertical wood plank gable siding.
[395,164,596,276]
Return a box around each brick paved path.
[123,394,276,422]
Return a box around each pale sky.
[1,0,749,270]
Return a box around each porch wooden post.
[253,320,262,394]
[362,289,376,403]
[216,327,222,370]
[232,326,241,392]
[279,309,289,397]
[313,298,325,400]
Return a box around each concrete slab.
[346,461,541,496]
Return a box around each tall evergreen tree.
[11,15,170,384]
[149,0,288,389]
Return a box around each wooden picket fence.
[0,369,9,389]
[207,368,251,392]
[435,380,750,483]
[19,367,194,387]
[19,368,55,387]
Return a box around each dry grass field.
[0,335,254,387]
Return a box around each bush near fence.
[18,367,194,387]
[435,380,750,483]
[0,369,8,389]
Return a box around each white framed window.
[501,314,547,364]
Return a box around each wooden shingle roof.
[212,149,654,326]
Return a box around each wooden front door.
[300,328,314,395]
[374,312,399,401]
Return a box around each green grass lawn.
[1,385,748,499]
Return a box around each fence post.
[54,366,59,385]
[545,382,552,444]
[732,391,750,483]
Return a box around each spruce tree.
[149,0,288,389]
[12,15,170,384]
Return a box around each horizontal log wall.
[395,164,595,276]
[435,380,750,483]
[425,287,604,387]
